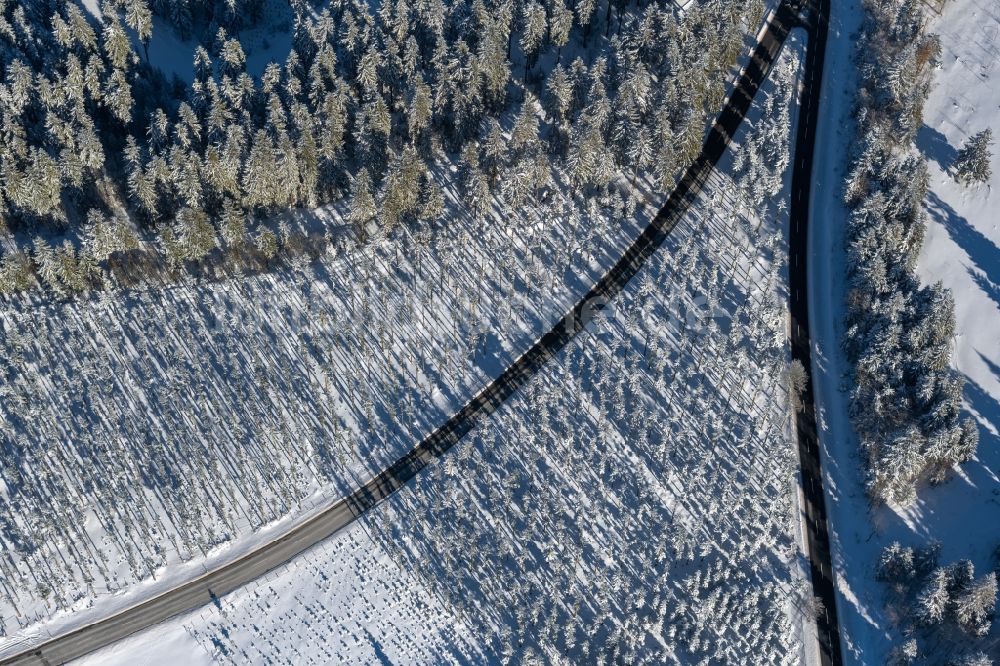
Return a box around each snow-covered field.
[919,0,1000,474]
[71,40,808,664]
[73,520,488,666]
[811,0,1000,663]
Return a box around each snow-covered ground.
[810,0,1000,663]
[919,0,1000,468]
[72,520,487,666]
[80,0,296,80]
[71,42,808,664]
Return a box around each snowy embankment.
[72,40,806,666]
[810,0,1000,663]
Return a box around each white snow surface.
[71,520,485,666]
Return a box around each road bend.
[0,3,820,664]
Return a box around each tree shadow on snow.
[916,124,958,172]
[363,629,396,666]
[963,372,1000,448]
[970,268,1000,313]
[951,364,1000,502]
[925,190,1000,281]
[971,352,1000,433]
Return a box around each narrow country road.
[0,2,835,663]
[788,0,843,664]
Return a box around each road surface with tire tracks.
[0,2,842,663]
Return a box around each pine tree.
[549,3,573,65]
[953,129,993,185]
[77,126,105,175]
[481,120,508,189]
[275,134,300,207]
[22,149,64,221]
[243,130,278,210]
[124,137,157,217]
[254,227,278,261]
[418,178,444,221]
[407,81,433,147]
[378,147,423,229]
[101,5,136,71]
[546,64,573,121]
[955,572,997,637]
[66,4,99,54]
[32,237,62,295]
[576,0,597,39]
[520,2,547,81]
[84,209,139,263]
[459,144,491,217]
[103,69,134,124]
[916,567,951,626]
[124,0,153,62]
[174,207,217,263]
[55,240,97,293]
[0,250,35,294]
[876,542,916,582]
[357,45,383,98]
[511,93,540,159]
[219,33,247,78]
[347,168,377,229]
[220,198,247,248]
[296,124,320,208]
[148,109,171,153]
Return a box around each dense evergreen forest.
[0,0,761,295]
[843,0,977,506]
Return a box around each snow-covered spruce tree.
[882,545,998,659]
[953,129,993,185]
[0,249,34,294]
[844,0,978,506]
[954,572,997,637]
[1,0,758,296]
[347,168,376,231]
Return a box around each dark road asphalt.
[0,3,840,663]
[788,0,843,664]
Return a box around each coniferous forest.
[1,0,761,296]
[0,0,789,644]
[843,0,978,507]
[1,0,990,662]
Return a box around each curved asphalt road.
[1,3,837,663]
